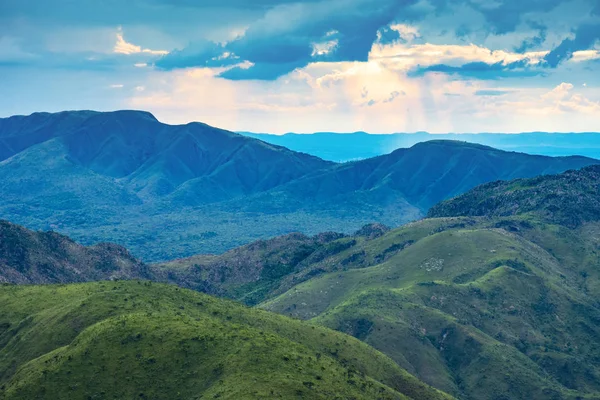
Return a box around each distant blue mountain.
[239,131,600,162]
[1,110,598,261]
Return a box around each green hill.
[0,281,451,400]
[249,166,600,399]
[259,140,598,211]
[0,220,150,284]
[428,164,600,227]
[258,217,600,399]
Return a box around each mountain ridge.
[1,110,599,261]
[428,164,600,227]
[240,131,600,162]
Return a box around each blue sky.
[0,0,599,133]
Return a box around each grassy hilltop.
[0,281,451,400]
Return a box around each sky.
[0,0,599,133]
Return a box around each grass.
[0,281,452,400]
[258,217,600,400]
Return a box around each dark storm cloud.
[472,0,565,34]
[154,41,235,70]
[377,27,402,44]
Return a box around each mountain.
[4,164,600,399]
[238,140,598,214]
[244,166,600,399]
[156,167,600,399]
[428,164,600,227]
[240,131,600,162]
[0,281,452,400]
[0,219,150,284]
[153,230,360,305]
[0,110,331,203]
[256,223,600,399]
[1,111,598,261]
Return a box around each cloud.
[475,89,512,96]
[219,61,302,80]
[124,60,600,134]
[570,50,600,61]
[541,82,574,100]
[370,41,549,72]
[383,90,404,102]
[151,0,414,79]
[0,37,37,64]
[473,0,565,34]
[515,21,548,53]
[4,0,599,81]
[114,30,168,55]
[376,26,401,45]
[311,34,339,57]
[155,40,232,69]
[543,23,600,67]
[409,60,544,80]
[3,0,600,134]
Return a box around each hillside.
[1,111,598,261]
[153,229,375,306]
[0,110,331,203]
[0,281,451,400]
[259,140,599,211]
[151,165,600,399]
[3,165,600,399]
[0,220,150,284]
[428,164,600,227]
[257,216,600,400]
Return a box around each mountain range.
[1,110,598,261]
[2,165,600,399]
[240,131,600,162]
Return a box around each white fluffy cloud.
[113,30,168,55]
[2,0,600,133]
[121,33,600,133]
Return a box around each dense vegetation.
[428,164,600,227]
[156,166,600,399]
[10,214,600,399]
[0,220,150,284]
[0,281,451,400]
[258,217,600,400]
[3,165,600,399]
[1,111,597,261]
[250,166,600,399]
[3,114,600,400]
